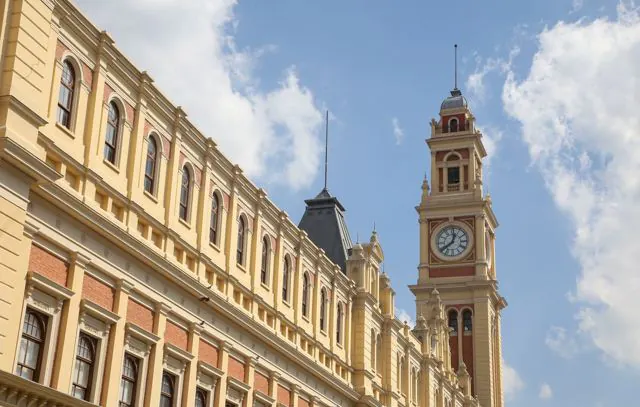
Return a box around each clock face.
[436,225,469,257]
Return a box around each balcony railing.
[0,370,98,407]
[447,183,461,192]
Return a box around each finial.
[373,221,376,233]
[324,110,329,191]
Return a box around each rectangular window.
[15,308,48,382]
[447,167,460,185]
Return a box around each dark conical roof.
[298,188,352,273]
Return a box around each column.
[214,341,233,407]
[182,323,202,407]
[50,251,91,391]
[224,167,241,276]
[144,303,170,407]
[101,279,135,406]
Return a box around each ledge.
[0,136,61,185]
[164,342,194,364]
[81,299,120,325]
[0,369,98,406]
[27,271,74,301]
[253,390,275,406]
[198,360,224,380]
[125,322,160,344]
[227,376,251,393]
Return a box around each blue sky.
[78,0,640,405]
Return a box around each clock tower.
[410,87,507,407]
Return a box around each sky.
[75,0,640,405]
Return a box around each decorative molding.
[81,299,120,325]
[26,271,74,301]
[125,322,160,344]
[198,360,224,380]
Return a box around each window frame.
[319,288,327,332]
[282,256,291,303]
[209,193,221,245]
[57,60,76,129]
[15,308,48,382]
[179,165,192,222]
[236,216,246,266]
[144,135,159,195]
[336,302,343,345]
[71,332,98,401]
[448,309,459,335]
[118,353,140,407]
[195,387,209,407]
[260,236,270,286]
[462,309,473,333]
[301,272,310,318]
[160,371,176,407]
[104,101,121,165]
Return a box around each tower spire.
[324,110,329,191]
[454,44,458,90]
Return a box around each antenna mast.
[454,44,458,90]
[324,110,329,191]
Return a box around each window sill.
[336,342,343,349]
[282,299,291,308]
[301,315,309,323]
[55,122,76,139]
[260,282,270,291]
[178,217,191,229]
[209,241,221,253]
[236,263,246,273]
[320,329,327,336]
[103,158,120,174]
[143,190,158,203]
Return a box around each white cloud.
[539,383,553,400]
[392,117,404,145]
[503,362,525,401]
[466,47,520,105]
[75,0,323,190]
[571,0,585,14]
[395,308,415,327]
[503,2,640,367]
[545,326,583,359]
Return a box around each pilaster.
[214,341,233,407]
[182,323,202,407]
[50,251,90,391]
[101,279,135,406]
[144,302,170,407]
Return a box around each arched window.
[260,236,270,285]
[411,368,417,401]
[336,302,344,344]
[370,330,377,372]
[282,256,291,302]
[104,101,120,164]
[209,194,220,245]
[195,388,208,407]
[449,117,459,132]
[397,355,404,391]
[302,272,310,317]
[72,333,97,400]
[16,309,47,381]
[179,166,191,221]
[119,354,138,407]
[57,61,75,128]
[320,288,327,331]
[160,372,175,407]
[144,136,158,194]
[463,309,473,332]
[448,309,458,335]
[376,333,382,372]
[236,216,246,265]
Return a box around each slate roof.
[298,188,353,273]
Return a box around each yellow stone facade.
[0,1,504,407]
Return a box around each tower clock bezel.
[430,221,475,262]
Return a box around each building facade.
[0,1,505,407]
